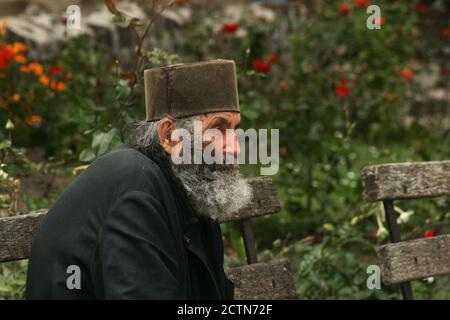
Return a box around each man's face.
[159,111,241,161]
[157,111,252,220]
[196,111,241,160]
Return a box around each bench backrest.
[362,160,450,299]
[0,176,297,299]
[363,161,450,201]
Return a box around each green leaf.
[91,128,121,156]
[0,140,12,151]
[240,104,259,120]
[79,149,96,162]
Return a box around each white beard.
[170,161,253,221]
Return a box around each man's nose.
[224,131,240,156]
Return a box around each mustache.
[175,140,239,165]
[174,161,239,181]
[174,146,239,167]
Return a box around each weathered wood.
[362,161,450,201]
[377,234,450,285]
[382,200,413,299]
[0,210,47,263]
[218,177,282,223]
[226,259,297,300]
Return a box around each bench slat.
[377,234,450,285]
[226,259,297,300]
[0,210,47,263]
[218,177,281,223]
[362,161,450,201]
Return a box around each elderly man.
[26,60,253,299]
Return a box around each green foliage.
[0,261,27,300]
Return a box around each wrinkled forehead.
[195,112,241,129]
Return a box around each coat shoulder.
[85,144,167,193]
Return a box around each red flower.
[266,53,277,64]
[441,27,450,38]
[252,59,270,73]
[0,47,14,68]
[222,22,239,33]
[414,3,429,14]
[424,229,435,238]
[48,65,64,75]
[400,68,413,80]
[440,68,449,77]
[335,79,351,96]
[353,0,369,8]
[339,3,350,15]
[374,17,385,25]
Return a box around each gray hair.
[128,117,195,153]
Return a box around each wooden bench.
[0,176,297,300]
[362,160,450,300]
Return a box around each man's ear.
[158,117,178,155]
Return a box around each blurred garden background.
[0,0,449,299]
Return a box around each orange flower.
[39,75,50,85]
[11,94,20,102]
[10,42,27,54]
[50,81,65,91]
[20,65,29,73]
[28,62,44,76]
[25,115,43,126]
[14,54,27,64]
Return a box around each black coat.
[26,144,234,299]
